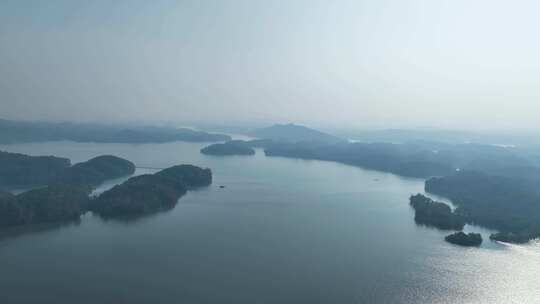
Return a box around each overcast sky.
[1,0,539,130]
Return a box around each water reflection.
[0,219,82,242]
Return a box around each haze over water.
[0,141,538,303]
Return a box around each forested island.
[0,151,135,188]
[445,232,482,246]
[409,194,489,245]
[0,164,211,229]
[0,151,71,186]
[58,155,136,187]
[0,185,89,227]
[0,152,136,227]
[0,119,230,144]
[201,141,255,156]
[90,165,212,217]
[0,149,211,229]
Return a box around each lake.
[0,141,539,303]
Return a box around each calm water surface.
[0,141,539,304]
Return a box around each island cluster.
[0,150,212,229]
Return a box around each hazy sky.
[1,0,539,130]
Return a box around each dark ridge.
[262,140,531,179]
[263,141,457,178]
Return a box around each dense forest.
[409,194,465,230]
[0,151,71,186]
[0,185,89,227]
[256,138,540,243]
[0,151,135,188]
[262,140,530,178]
[201,141,256,156]
[90,165,212,217]
[426,171,540,243]
[0,150,212,228]
[444,232,482,246]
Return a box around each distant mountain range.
[334,128,540,147]
[248,123,344,144]
[0,119,231,144]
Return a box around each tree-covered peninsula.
[258,135,540,244]
[426,171,540,243]
[0,185,89,227]
[409,194,465,230]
